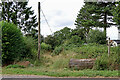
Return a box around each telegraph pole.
[108,37,110,57]
[38,2,41,60]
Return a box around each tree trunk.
[7,2,10,22]
[15,2,18,25]
[104,11,107,38]
[103,3,107,38]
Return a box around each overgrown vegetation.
[1,1,120,77]
[1,21,38,65]
[87,29,106,44]
[1,21,25,64]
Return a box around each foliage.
[45,27,85,49]
[94,48,119,70]
[75,2,99,37]
[1,21,25,64]
[34,60,42,66]
[94,56,109,70]
[1,2,38,37]
[6,64,25,68]
[1,21,38,64]
[53,46,63,55]
[2,42,119,76]
[75,1,116,37]
[112,2,120,28]
[53,27,72,47]
[70,35,83,45]
[70,29,86,41]
[52,43,118,71]
[41,42,52,51]
[52,57,69,69]
[86,29,106,44]
[23,36,38,59]
[45,35,56,49]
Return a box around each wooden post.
[38,2,41,60]
[108,37,110,57]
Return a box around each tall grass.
[48,43,119,70]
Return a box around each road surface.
[1,75,120,80]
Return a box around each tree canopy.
[112,2,120,28]
[1,2,38,37]
[75,1,116,38]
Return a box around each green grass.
[2,67,119,77]
[2,44,120,77]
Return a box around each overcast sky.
[28,0,118,40]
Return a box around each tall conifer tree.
[1,1,38,37]
[75,1,116,38]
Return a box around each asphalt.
[1,75,120,80]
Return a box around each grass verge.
[2,67,119,77]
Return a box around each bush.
[86,29,106,44]
[41,42,52,51]
[53,46,63,55]
[1,21,38,64]
[1,21,26,64]
[23,36,38,59]
[70,35,83,45]
[93,46,119,70]
[94,56,109,70]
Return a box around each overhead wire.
[41,0,47,4]
[41,9,53,34]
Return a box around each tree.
[1,21,38,64]
[94,1,116,37]
[1,21,25,64]
[1,2,38,37]
[52,27,71,46]
[75,2,100,37]
[70,28,86,41]
[75,1,116,38]
[53,27,72,43]
[86,29,106,44]
[112,2,120,28]
[70,35,83,45]
[45,27,72,49]
[45,35,56,49]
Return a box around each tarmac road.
[1,75,120,80]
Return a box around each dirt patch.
[16,61,30,67]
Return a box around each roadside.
[2,74,120,78]
[2,67,119,77]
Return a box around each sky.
[27,0,118,40]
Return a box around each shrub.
[86,29,106,44]
[70,35,83,45]
[53,46,63,55]
[1,21,26,64]
[94,56,109,70]
[93,48,119,70]
[1,21,38,64]
[41,42,52,51]
[23,36,37,59]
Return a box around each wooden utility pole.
[38,2,41,60]
[108,37,110,57]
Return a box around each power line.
[41,9,53,34]
[41,0,47,4]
